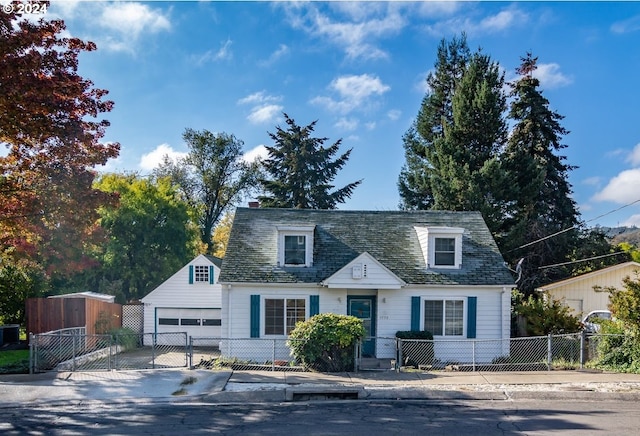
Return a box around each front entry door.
[347,296,376,357]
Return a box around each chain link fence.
[393,333,621,372]
[30,331,626,373]
[189,337,308,371]
[30,331,188,373]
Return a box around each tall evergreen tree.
[398,35,509,233]
[258,114,362,209]
[398,34,471,210]
[502,53,581,294]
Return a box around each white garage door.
[156,308,221,339]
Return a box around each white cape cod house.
[219,208,515,364]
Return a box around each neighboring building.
[537,261,640,316]
[141,254,222,345]
[219,208,515,363]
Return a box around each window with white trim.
[414,226,464,269]
[194,265,209,282]
[424,299,464,336]
[277,225,315,267]
[265,298,306,335]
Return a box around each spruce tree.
[258,114,362,209]
[502,53,581,294]
[398,34,471,210]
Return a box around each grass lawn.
[0,349,29,373]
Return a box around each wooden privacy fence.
[26,297,122,337]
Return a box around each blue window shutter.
[410,296,421,331]
[467,296,477,338]
[310,295,319,317]
[250,295,260,338]
[188,265,194,284]
[209,265,214,284]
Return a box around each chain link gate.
[30,331,188,373]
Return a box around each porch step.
[359,358,394,371]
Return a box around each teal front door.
[347,296,376,357]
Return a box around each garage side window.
[265,298,306,335]
[194,265,209,282]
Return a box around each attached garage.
[155,308,222,338]
[141,254,223,346]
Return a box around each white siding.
[141,254,222,345]
[224,284,509,362]
[323,253,404,289]
[542,264,640,317]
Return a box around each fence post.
[397,338,403,372]
[547,333,552,371]
[29,333,34,374]
[72,331,77,372]
[188,336,193,369]
[580,331,586,369]
[272,339,276,372]
[152,333,156,369]
[472,340,476,372]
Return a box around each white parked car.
[581,310,612,333]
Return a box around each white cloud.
[100,3,171,37]
[311,74,390,114]
[611,15,640,34]
[335,117,359,131]
[284,3,405,61]
[49,1,172,54]
[387,109,401,121]
[247,104,283,125]
[621,214,640,227]
[533,63,573,89]
[139,144,187,171]
[626,143,640,166]
[259,44,290,66]
[238,92,283,125]
[237,91,281,106]
[242,145,269,163]
[196,38,233,65]
[423,5,528,37]
[582,176,602,187]
[592,169,640,204]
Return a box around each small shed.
[26,292,122,337]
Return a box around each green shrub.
[515,294,581,336]
[110,327,140,351]
[395,330,433,340]
[287,313,365,372]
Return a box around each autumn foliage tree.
[0,4,119,286]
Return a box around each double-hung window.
[434,237,456,266]
[414,226,464,269]
[265,298,306,335]
[284,235,306,265]
[424,299,464,336]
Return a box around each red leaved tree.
[0,2,119,281]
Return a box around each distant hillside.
[597,226,640,246]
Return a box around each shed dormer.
[415,226,464,269]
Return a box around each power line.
[507,197,640,254]
[537,251,627,270]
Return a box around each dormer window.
[277,225,315,267]
[415,226,464,269]
[284,235,306,265]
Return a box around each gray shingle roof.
[219,208,514,286]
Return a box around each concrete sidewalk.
[2,368,640,407]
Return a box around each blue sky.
[36,1,640,227]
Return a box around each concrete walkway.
[2,368,640,407]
